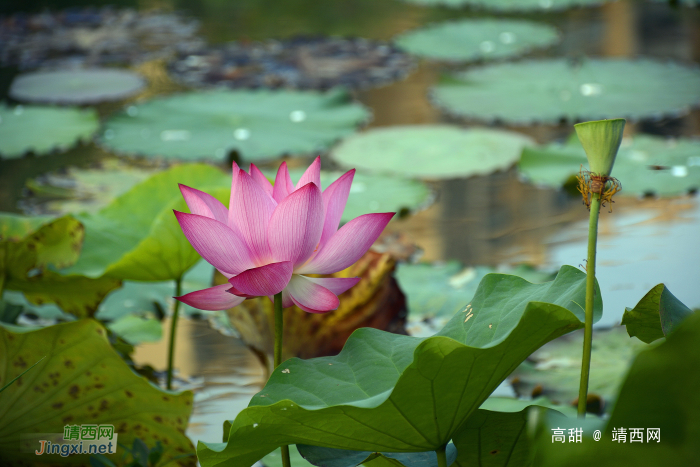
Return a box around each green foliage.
[91,438,195,467]
[64,164,229,281]
[432,59,700,124]
[518,134,700,196]
[0,319,196,466]
[197,266,599,466]
[297,443,458,467]
[9,69,145,105]
[331,125,533,179]
[0,214,121,318]
[621,284,694,343]
[394,19,558,62]
[399,0,610,12]
[0,104,99,158]
[534,311,700,466]
[101,89,369,162]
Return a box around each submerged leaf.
[0,320,196,466]
[331,125,533,179]
[518,134,700,196]
[101,89,369,162]
[621,283,694,343]
[197,266,597,466]
[0,105,99,158]
[9,69,146,105]
[432,59,700,124]
[394,19,558,63]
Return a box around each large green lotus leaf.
[1,215,121,319]
[534,311,700,466]
[23,159,160,216]
[63,164,230,281]
[296,442,458,467]
[400,0,609,12]
[268,169,432,222]
[263,447,316,467]
[0,319,195,466]
[621,283,694,344]
[432,59,700,125]
[519,134,700,196]
[101,89,370,162]
[509,327,647,408]
[397,262,555,321]
[9,69,145,105]
[197,265,599,467]
[0,105,99,158]
[330,126,533,179]
[394,19,558,63]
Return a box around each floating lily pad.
[331,125,533,179]
[101,89,369,162]
[0,8,203,70]
[169,36,414,91]
[401,0,612,11]
[0,104,99,158]
[0,319,196,466]
[432,59,700,124]
[21,159,161,215]
[267,169,432,222]
[509,326,648,409]
[9,68,146,105]
[394,19,559,63]
[519,134,700,196]
[197,266,599,466]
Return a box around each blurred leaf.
[64,164,229,281]
[534,312,700,466]
[297,443,458,467]
[399,0,610,12]
[107,315,162,345]
[509,327,646,409]
[432,59,700,124]
[331,126,533,179]
[621,283,694,343]
[0,213,55,241]
[197,266,595,467]
[519,134,700,196]
[0,319,196,466]
[101,89,369,162]
[394,19,558,62]
[9,69,145,105]
[0,104,99,158]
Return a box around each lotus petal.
[320,169,354,247]
[272,162,296,203]
[176,284,245,311]
[287,274,340,313]
[249,163,274,197]
[228,261,294,297]
[179,183,229,223]
[295,156,321,190]
[304,276,361,296]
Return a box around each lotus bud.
[574,118,626,177]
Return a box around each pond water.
[1,0,699,452]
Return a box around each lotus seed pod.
[574,118,626,177]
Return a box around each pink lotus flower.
[174,157,394,313]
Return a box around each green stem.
[166,276,183,390]
[578,194,601,417]
[273,292,292,467]
[436,444,447,467]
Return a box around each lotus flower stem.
[166,276,183,390]
[436,443,447,467]
[577,194,601,417]
[273,291,292,467]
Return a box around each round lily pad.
[0,104,99,158]
[169,36,414,90]
[101,89,370,162]
[0,8,203,70]
[432,59,700,124]
[9,68,146,105]
[393,19,559,63]
[519,134,700,196]
[400,0,611,12]
[270,169,432,221]
[330,125,534,179]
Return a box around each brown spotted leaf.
[0,319,195,466]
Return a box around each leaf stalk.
[166,276,183,390]
[274,292,292,467]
